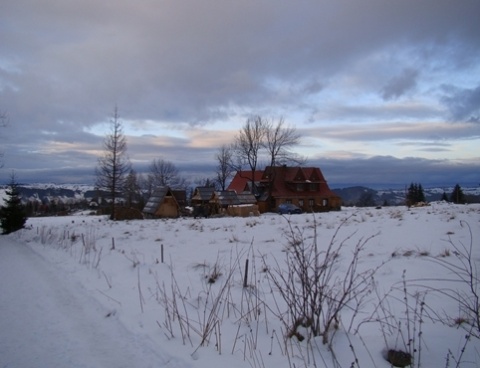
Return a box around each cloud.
[381,69,419,100]
[314,156,480,188]
[442,83,480,122]
[302,121,480,143]
[1,1,480,185]
[308,100,442,124]
[396,141,452,153]
[2,1,479,123]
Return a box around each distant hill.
[332,185,480,206]
[1,183,479,207]
[0,184,103,204]
[333,186,480,206]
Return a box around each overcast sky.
[1,0,479,188]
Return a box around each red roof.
[265,166,337,198]
[227,170,264,193]
[228,166,339,199]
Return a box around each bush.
[265,216,382,345]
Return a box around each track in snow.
[0,238,186,368]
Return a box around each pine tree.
[450,184,466,204]
[417,183,426,202]
[0,173,27,234]
[441,192,448,202]
[406,182,425,206]
[95,107,131,220]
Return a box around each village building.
[236,192,257,206]
[227,166,341,213]
[209,190,240,214]
[143,166,339,218]
[190,186,216,207]
[207,190,259,217]
[143,187,183,218]
[190,186,216,218]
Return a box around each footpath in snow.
[0,238,187,368]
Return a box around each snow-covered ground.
[1,203,479,367]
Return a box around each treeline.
[339,183,477,208]
[407,182,468,206]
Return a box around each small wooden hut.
[191,186,216,217]
[143,187,181,218]
[228,191,259,216]
[191,186,216,206]
[210,191,240,215]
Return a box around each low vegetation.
[13,203,480,367]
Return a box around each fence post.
[243,258,249,288]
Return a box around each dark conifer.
[418,183,426,202]
[450,184,466,204]
[0,173,27,234]
[406,182,425,206]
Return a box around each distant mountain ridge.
[332,185,480,206]
[1,183,479,206]
[0,184,97,204]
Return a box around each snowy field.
[1,202,480,367]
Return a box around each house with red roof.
[227,166,341,213]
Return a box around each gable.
[307,167,325,182]
[143,187,180,215]
[263,166,339,199]
[291,167,306,182]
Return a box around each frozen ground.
[1,202,479,367]
[0,240,177,368]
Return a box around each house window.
[299,199,304,207]
[297,183,304,192]
[309,183,317,191]
[309,199,314,207]
[286,199,292,204]
[322,199,328,206]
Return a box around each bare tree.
[264,117,302,167]
[148,158,186,189]
[214,144,234,190]
[95,107,131,220]
[123,168,143,209]
[232,116,267,195]
[263,117,304,209]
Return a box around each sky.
[1,0,479,188]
